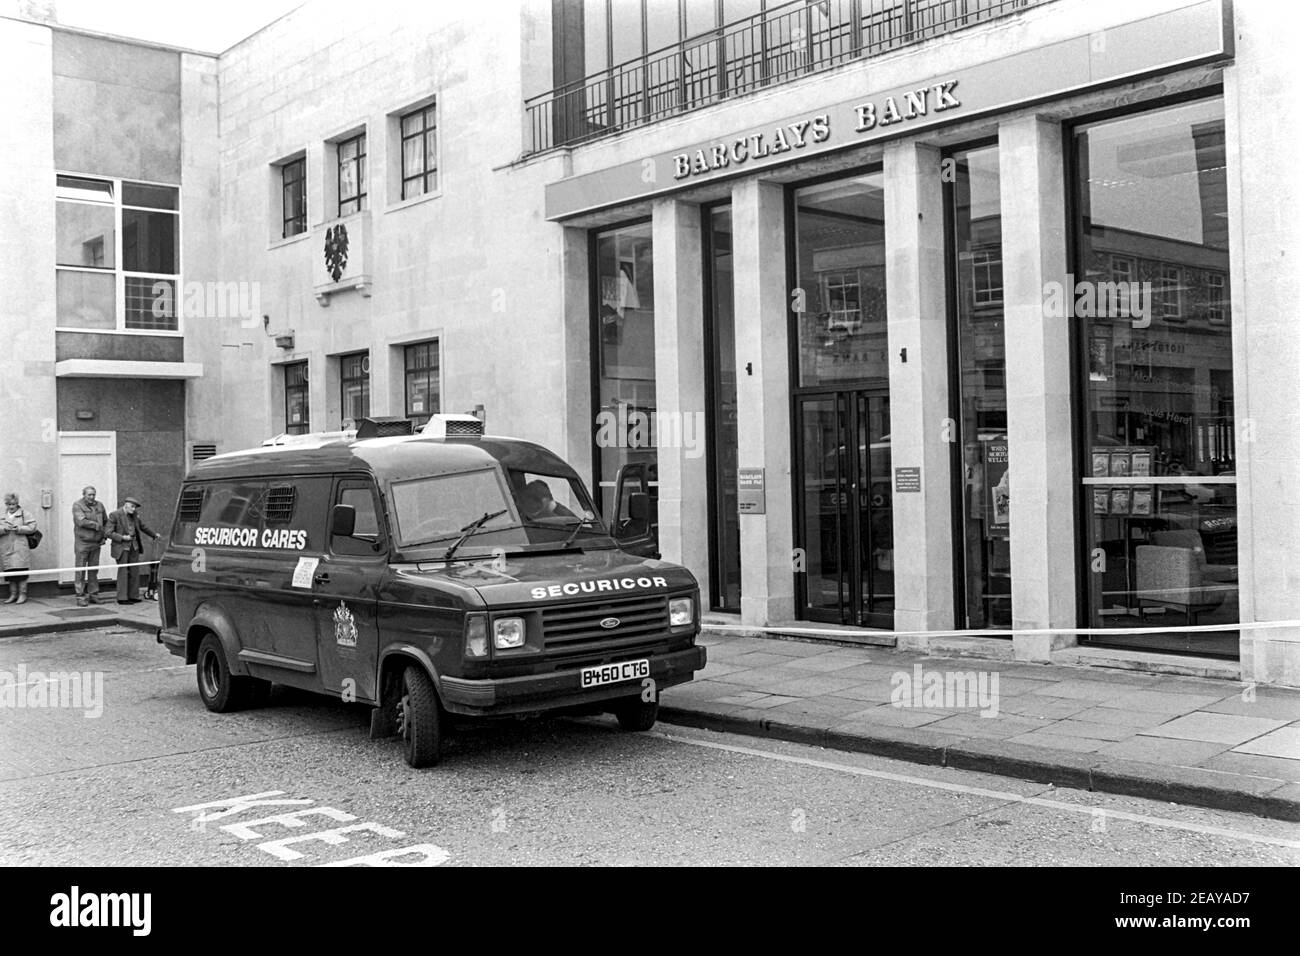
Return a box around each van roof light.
[422,414,484,438]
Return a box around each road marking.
[652,730,1300,850]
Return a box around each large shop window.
[1072,96,1237,658]
[55,174,181,333]
[593,221,658,558]
[950,145,1011,631]
[706,206,740,611]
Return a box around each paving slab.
[1229,725,1300,759]
[1201,693,1300,722]
[995,695,1097,720]
[1035,719,1138,743]
[926,713,1049,740]
[1098,736,1232,766]
[1028,679,1135,703]
[1203,751,1300,783]
[1005,730,1109,754]
[1068,706,1174,729]
[1139,712,1289,746]
[759,675,864,697]
[783,654,866,672]
[839,704,956,728]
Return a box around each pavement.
[658,630,1300,822]
[3,592,1298,822]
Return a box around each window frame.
[54,171,183,336]
[281,156,307,238]
[336,132,367,218]
[399,103,439,200]
[339,351,371,426]
[403,339,441,427]
[284,361,310,435]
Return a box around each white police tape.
[703,620,1300,639]
[0,559,158,579]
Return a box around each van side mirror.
[627,493,648,522]
[331,504,356,537]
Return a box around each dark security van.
[156,429,706,767]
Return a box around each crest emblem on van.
[599,617,620,629]
[334,602,358,647]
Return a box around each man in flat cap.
[106,496,160,604]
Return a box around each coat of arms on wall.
[333,601,358,647]
[324,224,349,282]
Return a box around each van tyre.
[398,665,443,768]
[196,634,267,712]
[614,696,659,732]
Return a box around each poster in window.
[1092,452,1110,477]
[1093,487,1110,515]
[1089,332,1112,380]
[1130,487,1153,515]
[1131,450,1152,477]
[982,439,1009,539]
[1110,487,1132,514]
[1110,452,1132,477]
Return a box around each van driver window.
[333,482,383,555]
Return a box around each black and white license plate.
[580,658,649,689]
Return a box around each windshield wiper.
[443,509,507,561]
[560,517,598,549]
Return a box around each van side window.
[333,480,384,556]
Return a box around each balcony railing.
[525,0,1051,157]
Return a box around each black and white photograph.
[0,0,1295,922]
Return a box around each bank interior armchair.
[1149,529,1238,584]
[1134,544,1228,625]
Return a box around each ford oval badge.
[599,617,620,629]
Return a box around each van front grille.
[542,595,669,651]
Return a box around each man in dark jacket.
[71,486,109,606]
[106,496,160,604]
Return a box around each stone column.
[731,179,795,625]
[998,116,1077,661]
[651,200,710,587]
[883,141,953,642]
[1225,4,1300,687]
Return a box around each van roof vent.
[355,417,414,439]
[422,413,483,438]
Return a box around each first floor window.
[340,352,370,425]
[403,341,440,427]
[337,133,367,217]
[285,362,309,435]
[400,103,438,199]
[282,157,306,237]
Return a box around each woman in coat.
[1,491,37,604]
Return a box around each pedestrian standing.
[106,496,159,604]
[72,486,109,606]
[1,492,38,605]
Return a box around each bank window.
[404,340,440,427]
[338,133,367,217]
[339,352,370,425]
[1072,95,1237,659]
[284,361,309,435]
[55,173,181,333]
[823,273,862,331]
[282,157,306,237]
[400,104,438,199]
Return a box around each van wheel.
[397,666,443,768]
[196,634,266,712]
[613,696,658,732]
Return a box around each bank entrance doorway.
[789,169,892,629]
[796,390,894,627]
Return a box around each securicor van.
[155,429,706,767]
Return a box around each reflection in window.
[337,133,367,216]
[594,221,656,524]
[1074,95,1238,658]
[400,104,438,200]
[281,158,306,237]
[403,341,440,427]
[284,361,309,435]
[339,352,370,425]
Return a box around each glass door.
[797,389,893,628]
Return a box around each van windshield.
[390,467,612,552]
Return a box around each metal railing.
[525,0,1051,156]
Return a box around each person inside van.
[522,479,575,521]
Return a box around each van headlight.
[669,597,693,628]
[493,617,526,649]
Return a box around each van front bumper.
[438,645,706,717]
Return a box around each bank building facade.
[3,0,1298,687]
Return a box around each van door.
[312,476,385,704]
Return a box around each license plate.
[580,658,649,689]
